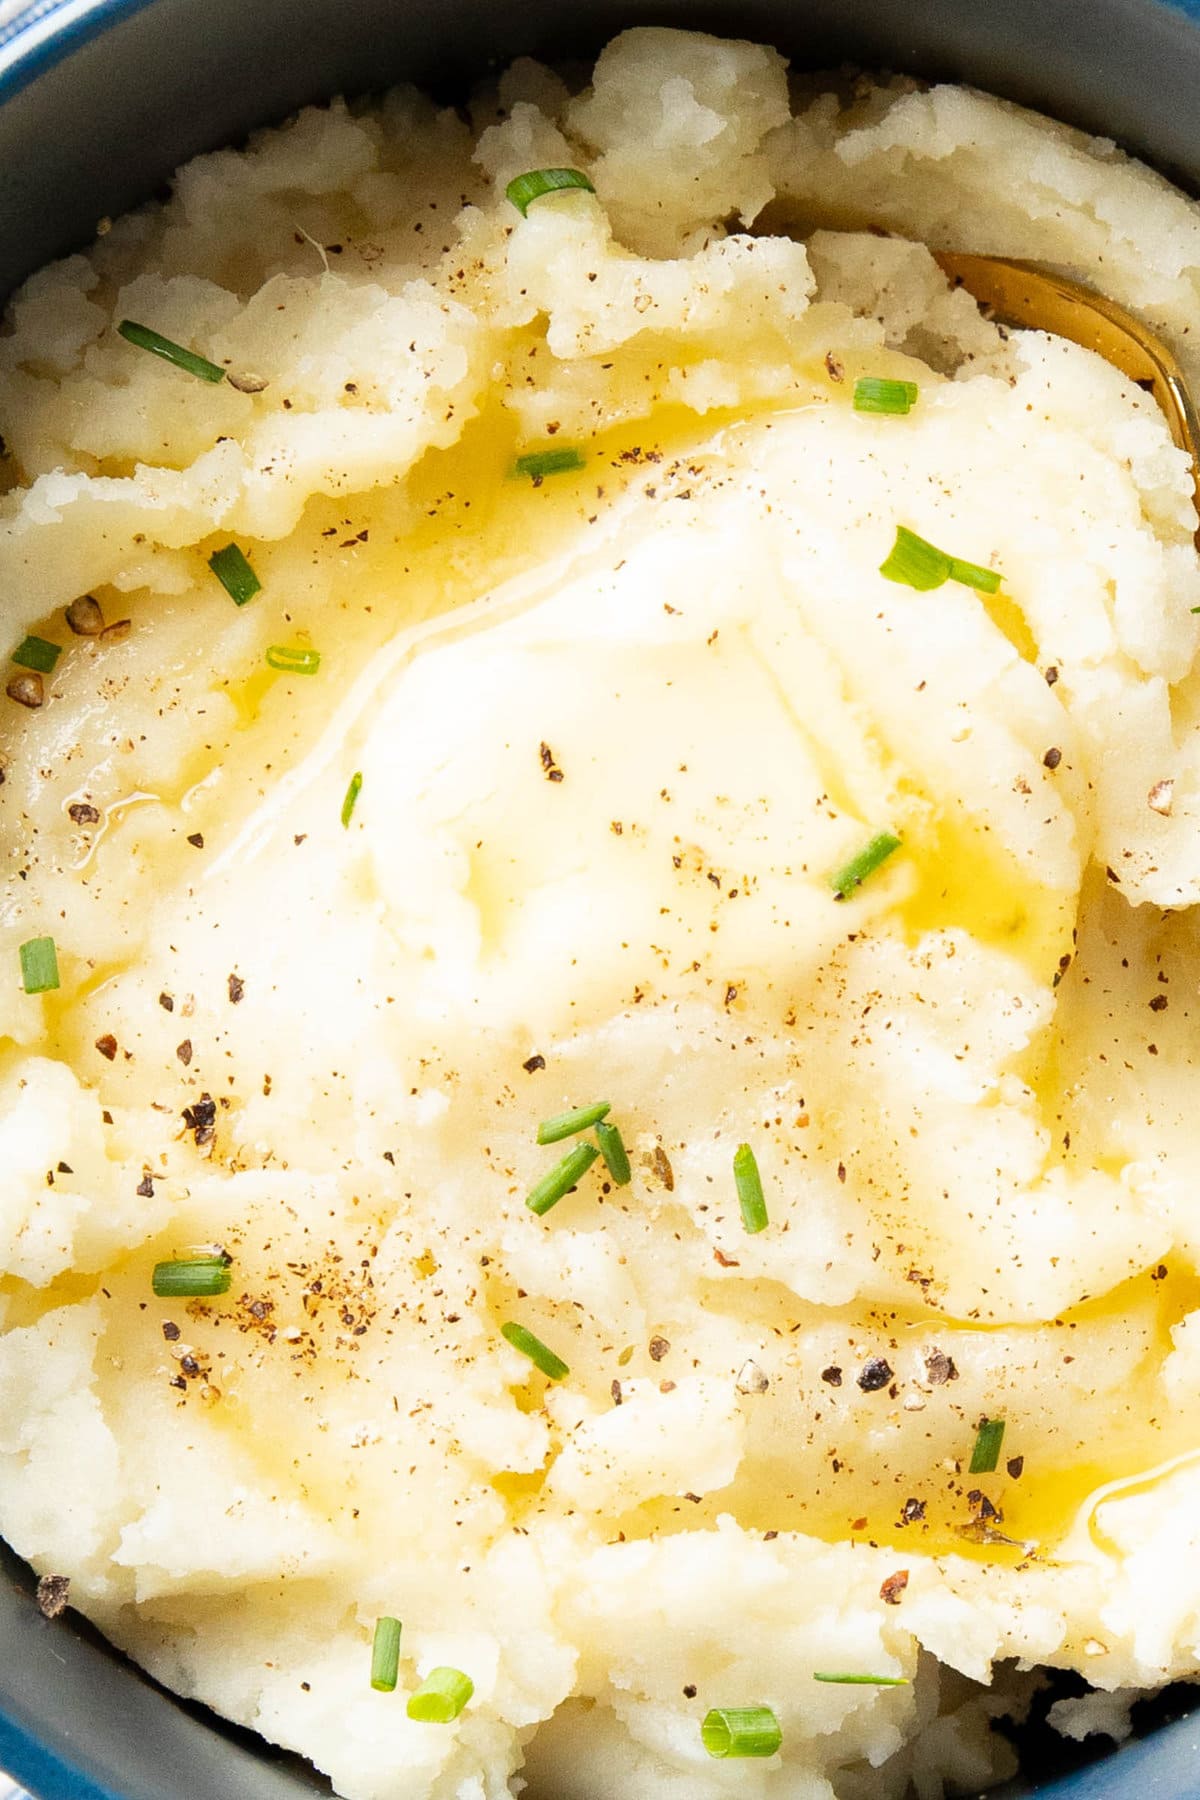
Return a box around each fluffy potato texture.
[3,26,1200,1800]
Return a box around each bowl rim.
[0,0,154,103]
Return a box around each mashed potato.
[4,26,1200,1799]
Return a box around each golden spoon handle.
[935,251,1200,549]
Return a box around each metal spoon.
[934,252,1200,547]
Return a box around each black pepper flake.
[821,1366,843,1387]
[136,1173,154,1198]
[1043,747,1062,770]
[94,1034,118,1061]
[162,1321,181,1342]
[651,1145,675,1190]
[68,802,100,826]
[539,741,564,782]
[649,1336,670,1362]
[182,1092,217,1145]
[857,1356,893,1393]
[35,1574,70,1619]
[924,1348,958,1385]
[228,972,245,1004]
[1006,1456,1025,1480]
[186,832,205,849]
[611,1379,623,1406]
[159,992,174,1010]
[1044,665,1059,686]
[522,1053,546,1074]
[900,1497,926,1525]
[1149,994,1168,1011]
[176,1039,193,1066]
[683,1684,697,1699]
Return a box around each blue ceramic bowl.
[2,1,1200,1794]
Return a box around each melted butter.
[894,785,1074,981]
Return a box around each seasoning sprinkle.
[969,1416,1006,1474]
[525,1140,600,1216]
[500,1321,569,1381]
[853,377,919,415]
[19,936,59,995]
[733,1142,768,1234]
[513,446,587,481]
[13,635,61,674]
[65,595,104,636]
[701,1706,782,1759]
[7,672,43,708]
[505,168,595,215]
[208,544,262,606]
[151,1257,232,1298]
[537,1101,611,1145]
[341,771,363,828]
[266,644,321,675]
[406,1666,474,1723]
[595,1119,632,1186]
[118,319,225,383]
[370,1617,402,1692]
[830,831,902,901]
[813,1672,909,1686]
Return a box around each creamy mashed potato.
[4,26,1200,1799]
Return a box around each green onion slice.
[19,936,60,995]
[406,1666,474,1723]
[813,1672,909,1686]
[513,447,586,481]
[733,1142,768,1235]
[525,1141,599,1216]
[880,525,1001,594]
[118,320,225,383]
[880,526,953,591]
[595,1119,631,1186]
[701,1706,782,1759]
[266,644,320,675]
[853,377,919,415]
[948,555,1001,595]
[830,830,902,901]
[341,771,363,828]
[370,1617,402,1692]
[13,636,61,674]
[151,1257,232,1298]
[969,1416,1006,1474]
[208,544,262,607]
[505,168,595,215]
[500,1321,569,1381]
[537,1101,611,1145]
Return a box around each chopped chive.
[151,1257,232,1298]
[19,936,59,995]
[208,544,261,606]
[537,1101,611,1145]
[733,1143,768,1234]
[813,1672,909,1686]
[701,1706,782,1759]
[513,446,587,481]
[880,526,952,590]
[370,1617,402,1692]
[969,1416,1006,1474]
[266,644,320,675]
[853,377,919,416]
[13,636,61,674]
[880,525,1001,594]
[948,555,1001,595]
[341,771,363,828]
[525,1141,599,1216]
[505,168,595,215]
[406,1666,474,1723]
[500,1321,569,1381]
[595,1119,631,1186]
[118,320,226,383]
[830,830,902,901]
